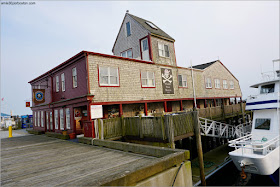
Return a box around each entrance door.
[141,38,150,61]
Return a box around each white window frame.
[126,22,131,37]
[61,73,65,92]
[223,80,228,89]
[50,111,53,130]
[99,66,119,86]
[34,112,37,126]
[60,109,64,130]
[120,49,132,58]
[56,76,59,92]
[41,111,44,127]
[55,110,58,129]
[214,79,220,89]
[72,67,77,88]
[38,111,40,127]
[158,42,170,58]
[205,78,212,88]
[230,81,234,89]
[141,71,155,87]
[46,112,49,130]
[178,74,187,88]
[66,108,70,129]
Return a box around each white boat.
[228,59,280,176]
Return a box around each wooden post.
[164,101,167,112]
[240,97,245,123]
[193,110,206,186]
[121,116,125,137]
[180,100,183,111]
[144,103,148,116]
[119,104,123,117]
[165,115,175,149]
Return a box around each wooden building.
[29,13,242,135]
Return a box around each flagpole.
[191,60,197,108]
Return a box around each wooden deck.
[1,135,156,186]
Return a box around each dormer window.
[121,49,132,58]
[146,21,158,29]
[126,22,131,36]
[158,43,169,57]
[260,84,274,94]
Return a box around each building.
[29,13,242,135]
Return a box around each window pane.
[121,52,126,57]
[127,49,132,58]
[141,71,147,79]
[142,79,147,86]
[126,22,131,36]
[41,111,44,127]
[55,110,58,129]
[66,108,70,129]
[142,39,148,51]
[260,84,274,94]
[164,45,169,57]
[100,76,108,84]
[110,76,118,84]
[148,79,154,87]
[72,68,77,76]
[148,72,154,79]
[60,109,64,130]
[46,112,49,130]
[110,68,118,77]
[178,75,183,87]
[255,118,271,130]
[100,67,108,76]
[50,112,53,130]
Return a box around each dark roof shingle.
[128,13,175,41]
[191,61,217,70]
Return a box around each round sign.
[35,91,44,101]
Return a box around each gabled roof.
[192,61,217,70]
[127,13,175,41]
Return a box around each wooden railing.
[197,103,245,118]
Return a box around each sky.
[0,1,279,115]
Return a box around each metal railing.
[228,134,280,156]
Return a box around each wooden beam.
[174,132,194,141]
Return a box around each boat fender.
[261,137,268,142]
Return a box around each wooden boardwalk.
[1,135,156,186]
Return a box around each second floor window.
[230,81,234,89]
[223,80,228,89]
[141,71,155,87]
[56,76,59,92]
[214,79,220,88]
[61,73,65,92]
[72,68,77,88]
[158,43,170,57]
[206,78,212,88]
[178,74,187,87]
[121,49,132,58]
[99,66,119,86]
[126,22,131,36]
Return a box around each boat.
[228,59,280,177]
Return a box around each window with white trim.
[50,112,53,130]
[56,76,59,92]
[121,49,132,58]
[41,111,44,127]
[214,79,220,88]
[126,22,131,36]
[38,111,40,127]
[229,81,234,89]
[46,112,49,130]
[72,67,77,88]
[178,74,187,87]
[66,108,70,129]
[206,78,212,88]
[61,73,65,92]
[34,112,36,126]
[158,43,170,57]
[55,110,58,129]
[223,80,228,89]
[60,109,64,130]
[141,71,155,87]
[99,66,119,86]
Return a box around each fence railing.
[197,103,245,118]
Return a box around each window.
[229,81,234,89]
[141,71,155,87]
[66,108,70,129]
[178,74,187,87]
[126,22,131,36]
[41,111,44,127]
[158,43,170,57]
[214,79,220,88]
[99,66,119,86]
[146,21,158,29]
[46,112,49,130]
[34,112,36,126]
[38,111,40,127]
[50,112,53,130]
[72,67,77,88]
[56,76,59,92]
[205,78,212,88]
[255,118,271,130]
[61,73,65,92]
[121,49,132,58]
[223,80,228,89]
[60,109,64,130]
[55,110,58,129]
[260,84,274,94]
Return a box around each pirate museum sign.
[33,89,45,105]
[161,68,174,94]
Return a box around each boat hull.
[229,147,279,175]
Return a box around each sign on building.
[33,89,45,105]
[161,68,174,94]
[26,102,30,107]
[91,105,103,119]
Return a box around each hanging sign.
[74,108,82,120]
[91,105,103,119]
[161,68,174,94]
[26,102,30,107]
[33,89,45,105]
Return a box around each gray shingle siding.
[113,14,149,60]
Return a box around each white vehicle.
[229,60,280,176]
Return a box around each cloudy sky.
[1,1,279,115]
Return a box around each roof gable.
[192,61,217,70]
